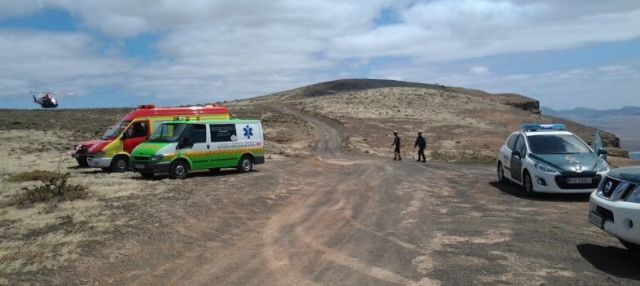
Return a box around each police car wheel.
[170,160,189,180]
[110,156,129,172]
[238,156,253,173]
[620,239,640,252]
[523,171,535,196]
[497,162,506,183]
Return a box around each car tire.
[237,155,253,173]
[523,171,535,196]
[110,155,129,172]
[497,162,507,183]
[140,172,155,179]
[619,239,640,252]
[170,160,189,180]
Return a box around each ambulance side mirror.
[511,150,521,158]
[597,149,608,156]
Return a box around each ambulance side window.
[188,124,207,144]
[210,124,237,142]
[125,121,148,138]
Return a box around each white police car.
[497,124,609,195]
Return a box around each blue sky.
[0,0,639,109]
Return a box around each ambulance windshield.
[101,120,130,140]
[148,123,189,143]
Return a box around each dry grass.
[7,170,59,183]
[9,173,87,206]
[0,127,173,280]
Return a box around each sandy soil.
[1,106,639,285]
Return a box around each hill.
[230,79,625,161]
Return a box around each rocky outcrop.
[493,93,540,114]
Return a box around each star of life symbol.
[243,125,253,139]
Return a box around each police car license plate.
[567,177,591,184]
[589,211,604,229]
[135,164,145,170]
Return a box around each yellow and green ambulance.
[130,119,264,179]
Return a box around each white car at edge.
[589,166,640,251]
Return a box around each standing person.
[391,131,402,161]
[414,132,426,163]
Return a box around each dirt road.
[68,108,639,285]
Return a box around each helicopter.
[32,91,59,108]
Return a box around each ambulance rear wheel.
[110,156,129,172]
[170,160,189,180]
[237,156,253,173]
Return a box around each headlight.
[626,185,640,203]
[596,160,609,173]
[150,154,164,161]
[535,162,559,174]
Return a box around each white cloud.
[370,63,640,109]
[328,0,640,62]
[469,66,490,76]
[0,0,639,107]
[0,30,131,98]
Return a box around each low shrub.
[10,173,87,205]
[7,170,59,182]
[430,148,494,163]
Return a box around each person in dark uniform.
[391,131,402,161]
[414,132,426,163]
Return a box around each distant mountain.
[541,106,640,119]
[541,106,640,151]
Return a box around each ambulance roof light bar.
[521,124,566,132]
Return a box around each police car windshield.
[148,123,189,142]
[101,120,130,140]
[527,134,591,154]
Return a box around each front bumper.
[71,152,86,159]
[87,156,112,168]
[130,161,171,173]
[590,192,640,244]
[530,170,602,194]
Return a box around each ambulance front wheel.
[237,155,254,173]
[110,155,129,172]
[170,160,189,180]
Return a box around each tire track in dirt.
[262,106,441,285]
